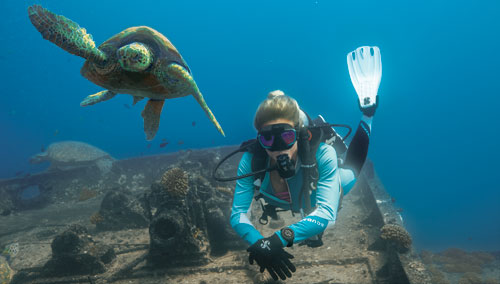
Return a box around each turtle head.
[117,42,153,72]
[30,152,47,164]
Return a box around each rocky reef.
[2,147,495,283]
[0,189,14,216]
[145,164,243,267]
[420,248,499,284]
[43,225,115,276]
[11,225,115,283]
[94,190,149,231]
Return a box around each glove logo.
[364,97,371,106]
[260,240,271,251]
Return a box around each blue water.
[1,0,499,252]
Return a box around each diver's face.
[260,119,298,162]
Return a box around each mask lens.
[258,133,274,148]
[281,130,296,146]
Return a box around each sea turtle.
[28,5,224,140]
[30,141,115,174]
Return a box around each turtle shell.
[80,26,191,99]
[44,141,112,163]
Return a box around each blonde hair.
[254,90,301,130]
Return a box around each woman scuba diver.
[212,46,382,281]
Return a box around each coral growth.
[380,224,412,252]
[160,168,188,197]
[215,186,232,195]
[90,212,104,225]
[79,187,97,201]
[0,256,14,284]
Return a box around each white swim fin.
[347,46,382,116]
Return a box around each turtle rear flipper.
[80,90,116,106]
[164,63,225,136]
[28,5,107,63]
[133,96,145,105]
[142,100,165,140]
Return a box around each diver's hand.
[247,234,296,281]
[358,95,378,117]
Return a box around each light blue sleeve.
[340,168,356,195]
[229,152,264,245]
[277,144,341,245]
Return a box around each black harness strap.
[249,140,268,183]
[297,126,322,215]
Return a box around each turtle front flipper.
[80,90,116,106]
[163,63,225,136]
[141,99,165,140]
[28,5,107,63]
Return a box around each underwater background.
[0,0,498,254]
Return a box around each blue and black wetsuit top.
[230,142,357,246]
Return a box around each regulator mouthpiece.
[276,154,295,179]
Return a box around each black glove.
[358,95,379,117]
[247,233,296,281]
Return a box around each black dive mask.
[257,124,297,152]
